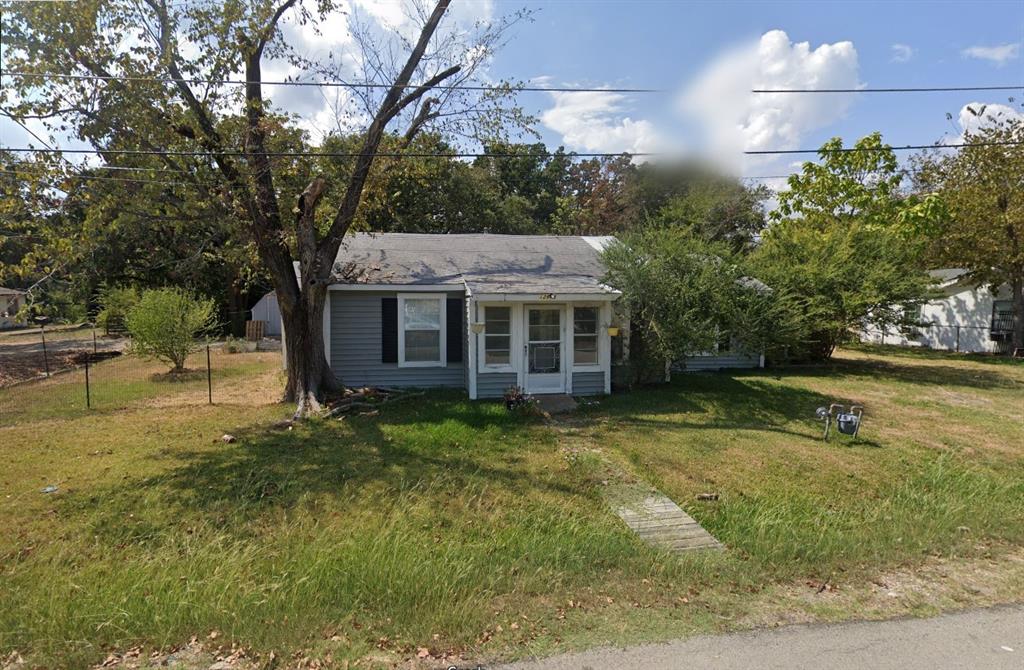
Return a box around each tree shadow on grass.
[74,391,583,537]
[585,373,865,444]
[847,343,1024,368]
[787,357,1023,392]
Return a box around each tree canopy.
[911,115,1024,350]
[753,133,934,359]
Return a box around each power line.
[0,147,655,158]
[740,168,923,181]
[744,140,1023,155]
[753,85,1023,93]
[3,71,666,94]
[11,72,1023,95]
[2,139,1019,159]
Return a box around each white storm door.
[524,306,565,394]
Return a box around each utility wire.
[753,85,1023,93]
[0,147,656,158]
[743,140,1022,155]
[2,139,1020,159]
[8,72,1021,94]
[3,71,666,94]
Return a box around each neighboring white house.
[0,287,26,329]
[861,269,1013,354]
[250,291,282,336]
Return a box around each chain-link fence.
[0,327,280,425]
[862,322,1011,354]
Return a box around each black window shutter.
[446,298,463,363]
[381,297,398,363]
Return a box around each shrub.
[602,228,797,383]
[126,288,216,372]
[223,336,255,354]
[96,286,140,334]
[503,385,540,416]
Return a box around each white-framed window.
[573,305,600,367]
[482,305,513,369]
[398,293,446,367]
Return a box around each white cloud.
[961,43,1020,65]
[945,102,1024,142]
[540,91,663,155]
[679,30,860,170]
[890,43,914,63]
[262,0,498,143]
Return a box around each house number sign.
[537,293,557,300]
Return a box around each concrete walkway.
[495,605,1023,670]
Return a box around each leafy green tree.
[126,288,216,372]
[912,115,1024,351]
[602,228,788,384]
[651,174,770,251]
[4,0,528,415]
[754,133,934,359]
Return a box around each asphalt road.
[494,606,1023,670]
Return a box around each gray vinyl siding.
[329,290,466,389]
[677,353,761,372]
[477,372,517,399]
[572,371,606,395]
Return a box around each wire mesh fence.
[862,322,1011,354]
[0,327,281,425]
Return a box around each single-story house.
[286,233,763,399]
[0,287,26,330]
[860,269,1014,354]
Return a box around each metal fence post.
[40,326,50,376]
[92,327,98,354]
[206,345,212,405]
[955,325,961,353]
[84,358,91,409]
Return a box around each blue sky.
[2,0,1022,185]
[486,0,1024,180]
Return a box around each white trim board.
[473,292,619,302]
[329,283,467,293]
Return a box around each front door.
[525,305,565,394]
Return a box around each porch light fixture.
[606,326,620,337]
[470,322,486,334]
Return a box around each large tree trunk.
[280,282,340,415]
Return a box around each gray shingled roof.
[331,233,619,295]
[0,287,26,296]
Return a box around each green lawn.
[1,347,1023,668]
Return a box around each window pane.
[529,309,560,342]
[404,298,441,330]
[529,325,559,341]
[574,307,598,335]
[405,330,440,361]
[486,334,510,350]
[529,309,560,326]
[528,342,560,373]
[485,306,511,334]
[574,334,598,365]
[485,349,510,365]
